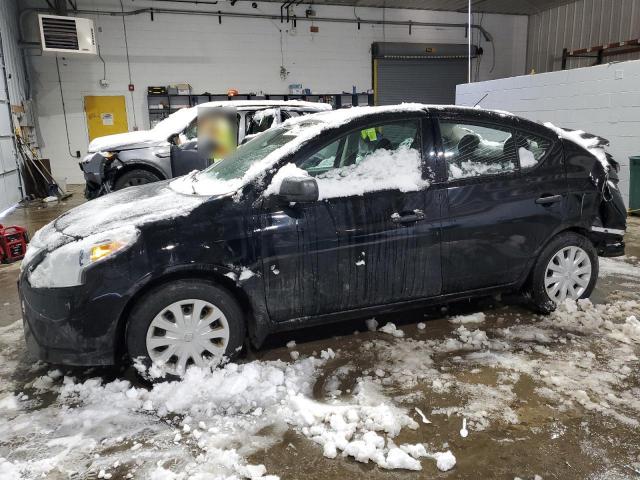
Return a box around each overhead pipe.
[19,6,493,42]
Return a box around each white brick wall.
[456,60,640,206]
[21,0,528,183]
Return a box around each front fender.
[116,262,272,355]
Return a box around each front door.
[260,115,443,321]
[437,115,566,293]
[84,95,128,141]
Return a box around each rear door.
[437,113,566,293]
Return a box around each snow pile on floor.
[449,312,486,324]
[285,380,455,471]
[0,320,452,479]
[378,322,405,338]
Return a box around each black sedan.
[19,105,627,376]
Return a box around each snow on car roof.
[151,100,331,137]
[281,103,516,129]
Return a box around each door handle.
[391,209,426,224]
[535,194,562,205]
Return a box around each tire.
[126,279,246,376]
[527,232,598,313]
[114,169,161,190]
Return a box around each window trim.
[435,114,520,185]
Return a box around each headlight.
[28,226,139,288]
[99,151,116,159]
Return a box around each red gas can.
[0,224,29,263]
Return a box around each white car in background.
[80,100,332,199]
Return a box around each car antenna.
[473,93,489,107]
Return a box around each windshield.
[199,120,318,182]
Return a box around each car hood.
[87,130,167,153]
[29,182,207,253]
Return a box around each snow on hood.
[29,182,205,253]
[544,122,610,172]
[87,130,164,153]
[87,108,197,152]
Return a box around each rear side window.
[439,120,517,180]
[515,131,553,170]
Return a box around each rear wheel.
[527,232,598,313]
[126,279,245,376]
[114,169,161,190]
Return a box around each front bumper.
[590,228,625,257]
[19,272,128,366]
[598,239,625,257]
[80,152,114,199]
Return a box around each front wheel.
[114,169,161,190]
[126,279,246,377]
[527,232,598,313]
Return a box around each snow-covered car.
[81,100,332,199]
[21,104,626,376]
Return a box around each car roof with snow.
[190,99,332,112]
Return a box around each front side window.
[440,120,517,180]
[296,119,425,198]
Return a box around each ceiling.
[260,0,576,15]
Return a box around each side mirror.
[278,176,319,203]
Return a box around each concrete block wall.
[20,0,528,183]
[456,59,640,207]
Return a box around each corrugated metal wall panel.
[527,0,640,73]
[1,0,27,106]
[0,0,28,211]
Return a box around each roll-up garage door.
[373,42,477,106]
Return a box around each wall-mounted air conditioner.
[38,14,97,55]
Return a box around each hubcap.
[146,299,230,375]
[544,246,592,303]
[126,178,150,187]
